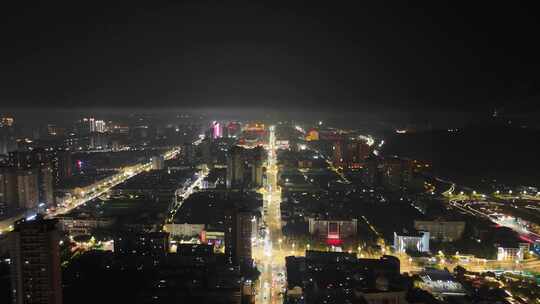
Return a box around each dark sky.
[1,2,539,113]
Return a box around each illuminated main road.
[255,125,286,304]
[0,146,183,234]
[49,147,182,218]
[166,165,208,224]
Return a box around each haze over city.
[1,2,540,304]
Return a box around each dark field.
[383,125,540,190]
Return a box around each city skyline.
[2,2,540,304]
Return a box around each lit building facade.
[212,121,223,139]
[497,243,529,261]
[94,120,106,133]
[393,231,430,253]
[308,217,358,240]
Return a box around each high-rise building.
[181,143,196,163]
[9,216,63,304]
[381,157,413,191]
[89,118,95,133]
[224,207,253,267]
[8,150,55,207]
[16,169,40,209]
[226,121,241,138]
[151,155,165,170]
[332,138,372,169]
[212,121,223,139]
[50,150,72,184]
[46,124,65,137]
[226,146,245,188]
[76,117,102,135]
[0,116,17,155]
[0,167,42,211]
[226,146,264,189]
[94,120,106,133]
[361,155,382,187]
[0,167,18,208]
[0,117,14,127]
[89,132,109,149]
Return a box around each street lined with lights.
[0,145,185,234]
[254,125,287,304]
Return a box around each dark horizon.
[1,2,539,113]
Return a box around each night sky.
[1,2,538,113]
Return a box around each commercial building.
[57,216,115,236]
[163,223,205,238]
[393,231,430,253]
[308,217,358,240]
[496,243,529,261]
[9,216,63,304]
[414,220,465,242]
